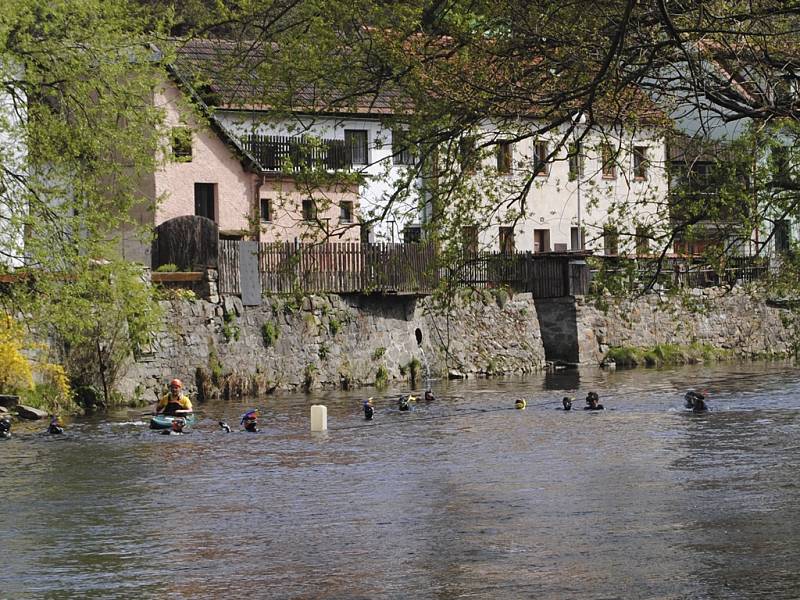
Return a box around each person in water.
[684,390,705,409]
[692,397,709,412]
[514,398,527,410]
[363,398,375,420]
[424,389,436,402]
[241,409,260,432]
[162,417,186,435]
[398,395,413,411]
[0,416,11,439]
[155,379,193,417]
[219,421,232,432]
[584,391,604,410]
[562,397,573,411]
[48,416,64,435]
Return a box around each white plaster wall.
[217,112,423,242]
[473,123,668,255]
[0,78,26,267]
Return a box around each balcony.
[243,135,352,172]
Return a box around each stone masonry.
[122,289,547,400]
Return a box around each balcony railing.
[243,135,352,172]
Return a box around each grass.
[605,343,732,368]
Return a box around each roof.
[170,38,409,116]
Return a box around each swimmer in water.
[48,416,64,435]
[584,392,604,410]
[162,417,186,435]
[684,390,705,409]
[363,398,375,420]
[241,409,260,432]
[562,397,573,411]
[0,416,11,439]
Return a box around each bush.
[375,364,389,388]
[372,347,386,360]
[262,321,279,347]
[155,263,178,272]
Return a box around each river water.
[2,361,800,599]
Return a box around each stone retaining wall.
[574,287,797,364]
[122,290,547,400]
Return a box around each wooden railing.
[446,251,591,298]
[591,255,770,290]
[243,135,351,172]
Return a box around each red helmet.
[169,378,182,389]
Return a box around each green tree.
[1,0,169,408]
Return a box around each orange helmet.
[169,378,182,389]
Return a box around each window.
[403,225,422,244]
[462,225,479,254]
[570,226,585,250]
[635,225,651,255]
[339,201,354,223]
[458,136,478,173]
[601,143,616,179]
[302,199,317,222]
[392,129,414,165]
[772,146,791,182]
[533,229,550,252]
[498,226,515,254]
[775,219,791,253]
[534,140,549,176]
[603,225,619,255]
[260,198,272,222]
[194,183,215,220]
[171,127,192,161]
[633,146,648,180]
[568,142,583,181]
[345,129,368,165]
[496,141,513,174]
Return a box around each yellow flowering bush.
[0,316,34,393]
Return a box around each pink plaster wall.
[153,82,255,233]
[258,178,361,243]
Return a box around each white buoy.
[310,404,327,431]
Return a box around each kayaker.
[155,378,193,417]
[0,416,11,439]
[241,409,260,432]
[363,398,375,420]
[684,390,704,409]
[562,397,573,411]
[48,416,64,434]
[584,392,604,410]
[424,389,436,402]
[162,417,186,435]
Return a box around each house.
[165,38,424,246]
[121,65,361,266]
[444,118,669,257]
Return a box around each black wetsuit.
[162,401,185,416]
[364,404,374,420]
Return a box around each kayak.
[149,414,197,430]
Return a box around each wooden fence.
[217,241,590,298]
[219,240,439,295]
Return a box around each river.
[2,361,800,599]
